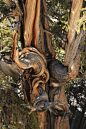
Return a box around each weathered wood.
[23,0,55,58]
[0,61,21,82]
[65,0,86,80]
[0,0,86,129]
[65,0,83,66]
[54,86,70,129]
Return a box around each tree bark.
[0,0,86,129]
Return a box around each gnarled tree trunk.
[0,0,86,129]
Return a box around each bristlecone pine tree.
[0,0,86,129]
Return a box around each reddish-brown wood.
[1,0,85,129]
[11,33,20,66]
[23,0,55,58]
[11,33,24,70]
[24,0,39,47]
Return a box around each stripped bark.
[0,0,86,129]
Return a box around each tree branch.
[2,0,16,9]
[43,29,67,42]
[0,61,22,82]
[0,12,20,22]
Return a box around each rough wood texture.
[0,59,22,82]
[65,0,83,66]
[65,0,85,80]
[0,0,86,129]
[23,0,55,58]
[24,0,40,47]
[54,86,70,129]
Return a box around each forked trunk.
[0,0,86,129]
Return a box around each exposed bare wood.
[64,0,86,81]
[65,0,83,66]
[24,0,37,47]
[11,33,23,69]
[58,86,70,129]
[23,0,55,58]
[33,0,41,49]
[0,0,86,129]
